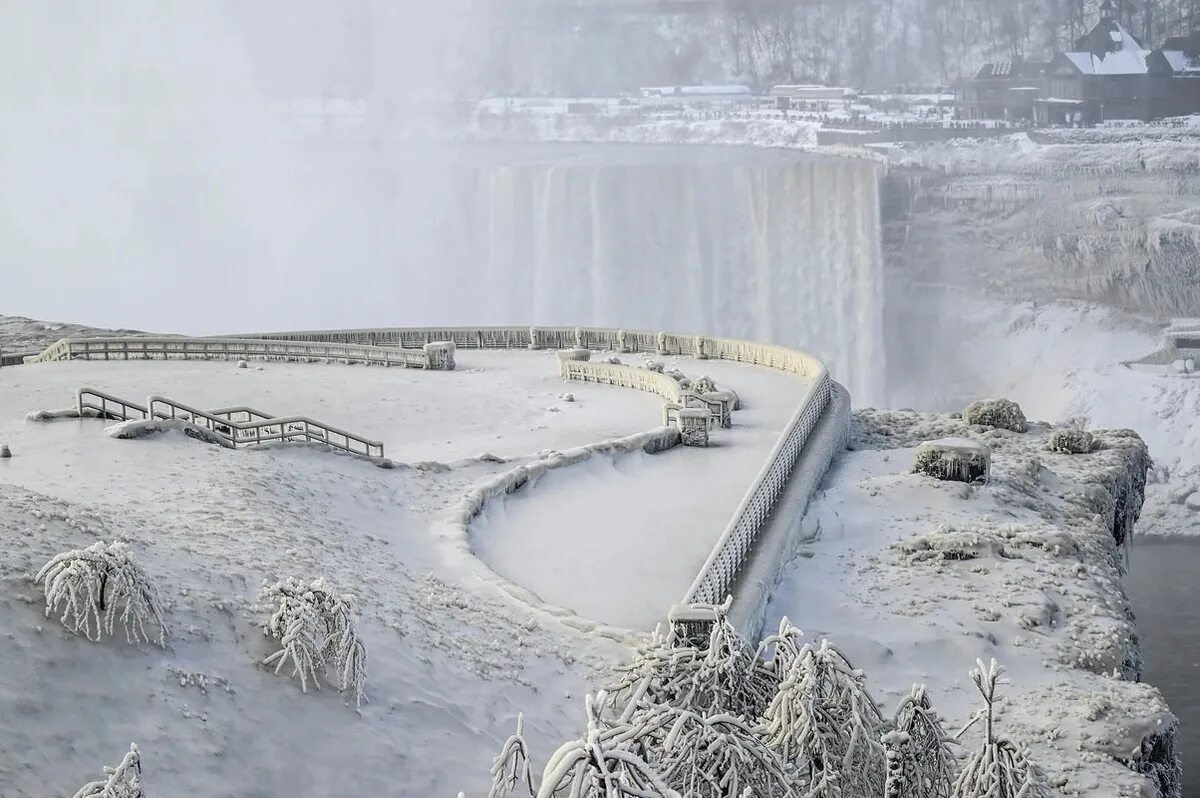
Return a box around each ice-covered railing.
[24,336,453,370]
[31,325,837,617]
[73,388,386,458]
[225,325,835,610]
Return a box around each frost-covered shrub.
[693,375,717,394]
[73,744,143,798]
[761,639,886,798]
[261,577,368,707]
[538,694,677,798]
[609,602,776,719]
[884,686,956,798]
[1046,428,1095,455]
[637,704,798,798]
[490,715,535,798]
[963,399,1027,433]
[953,660,1048,798]
[36,541,168,646]
[912,439,991,484]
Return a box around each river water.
[1127,538,1200,794]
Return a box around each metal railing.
[77,387,152,421]
[145,396,385,459]
[39,326,838,612]
[71,388,384,459]
[25,337,445,370]
[224,325,833,608]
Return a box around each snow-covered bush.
[538,694,678,798]
[260,577,368,707]
[693,375,717,394]
[73,744,143,798]
[884,686,956,798]
[640,704,799,797]
[36,541,168,647]
[490,715,535,798]
[1046,428,1095,455]
[912,439,991,484]
[609,602,776,719]
[963,399,1027,433]
[953,660,1048,798]
[761,639,886,798]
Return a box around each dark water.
[1128,538,1200,795]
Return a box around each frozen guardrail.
[226,325,836,612]
[146,396,385,458]
[25,336,453,370]
[38,326,838,620]
[72,388,385,458]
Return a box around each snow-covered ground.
[888,295,1200,539]
[765,411,1175,796]
[0,341,812,795]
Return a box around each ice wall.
[423,147,887,405]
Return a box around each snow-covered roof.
[1063,48,1149,75]
[1062,21,1149,75]
[1162,50,1200,74]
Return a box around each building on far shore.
[953,59,1046,121]
[957,0,1200,125]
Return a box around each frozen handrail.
[76,388,151,421]
[146,396,385,459]
[24,337,449,370]
[39,326,840,619]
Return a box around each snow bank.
[104,419,231,448]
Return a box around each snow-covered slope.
[765,411,1176,797]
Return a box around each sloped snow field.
[766,415,1174,796]
[0,342,809,795]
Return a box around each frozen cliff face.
[883,133,1200,319]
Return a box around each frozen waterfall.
[406,145,887,405]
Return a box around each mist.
[0,1,483,335]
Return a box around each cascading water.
[421,145,887,405]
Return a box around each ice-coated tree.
[608,602,776,719]
[537,693,680,798]
[637,704,800,797]
[757,616,807,679]
[261,577,368,707]
[490,714,536,798]
[72,744,143,798]
[761,639,886,798]
[952,660,1049,798]
[36,541,168,647]
[883,686,956,798]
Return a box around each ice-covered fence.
[146,396,385,458]
[32,325,842,630]
[24,337,453,370]
[223,326,837,617]
[682,372,833,606]
[77,387,151,421]
[68,388,386,458]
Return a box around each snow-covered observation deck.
[2,323,845,793]
[15,325,846,638]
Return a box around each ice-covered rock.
[1185,493,1200,512]
[1046,428,1095,455]
[963,398,1027,433]
[912,438,991,483]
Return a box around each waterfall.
[455,147,887,405]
